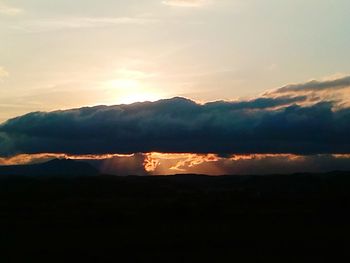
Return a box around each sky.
[1,0,350,121]
[1,0,350,175]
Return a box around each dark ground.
[1,172,350,262]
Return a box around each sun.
[106,77,161,104]
[118,92,161,104]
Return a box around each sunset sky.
[1,0,350,175]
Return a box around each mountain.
[0,158,99,177]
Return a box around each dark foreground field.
[1,172,350,262]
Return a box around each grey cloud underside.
[0,95,350,156]
[274,75,350,93]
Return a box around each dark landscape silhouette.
[1,159,349,262]
[0,158,98,177]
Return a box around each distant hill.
[0,158,99,177]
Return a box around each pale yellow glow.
[105,71,162,104]
[118,92,162,104]
[109,78,141,90]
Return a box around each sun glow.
[105,78,161,104]
[105,68,162,104]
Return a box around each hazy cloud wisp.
[0,2,22,16]
[162,0,209,7]
[0,67,9,80]
[12,16,157,32]
[269,75,350,94]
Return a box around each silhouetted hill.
[0,158,99,177]
[1,171,350,262]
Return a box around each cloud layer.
[271,75,350,94]
[1,74,350,158]
[0,67,9,80]
[0,2,22,16]
[12,16,156,33]
[144,153,350,175]
[162,0,209,7]
[1,152,350,175]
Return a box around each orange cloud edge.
[1,152,350,175]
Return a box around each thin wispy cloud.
[263,75,350,107]
[272,75,350,94]
[0,67,9,80]
[162,0,209,7]
[0,2,22,15]
[12,16,157,32]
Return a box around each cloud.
[12,16,157,32]
[269,75,350,94]
[1,91,350,157]
[2,152,350,175]
[162,0,209,7]
[143,152,219,173]
[205,95,307,110]
[0,2,22,16]
[144,153,350,175]
[0,67,9,80]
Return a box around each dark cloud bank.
[0,92,350,157]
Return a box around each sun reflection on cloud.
[143,152,220,173]
[144,154,161,172]
[0,153,134,166]
[2,153,350,176]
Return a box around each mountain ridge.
[0,158,99,177]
